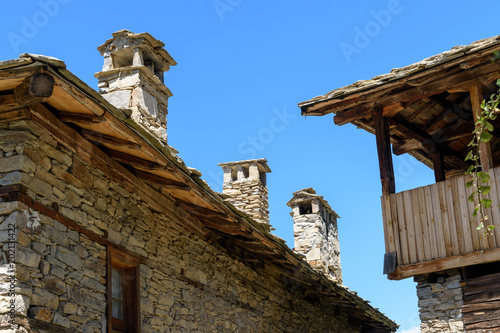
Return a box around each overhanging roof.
[300,35,500,176]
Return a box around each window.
[107,248,140,333]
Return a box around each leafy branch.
[465,79,500,235]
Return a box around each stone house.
[0,30,397,332]
[300,35,500,332]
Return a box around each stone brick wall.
[417,269,465,333]
[0,120,368,332]
[222,179,269,225]
[289,189,342,284]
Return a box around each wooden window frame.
[107,247,140,333]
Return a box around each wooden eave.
[0,56,397,331]
[299,35,500,176]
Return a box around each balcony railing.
[382,166,500,277]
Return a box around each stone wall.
[0,119,368,332]
[222,179,269,225]
[220,160,271,226]
[416,269,465,333]
[289,189,342,284]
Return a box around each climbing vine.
[465,79,500,235]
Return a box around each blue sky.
[2,1,500,331]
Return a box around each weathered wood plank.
[456,175,476,253]
[437,181,454,257]
[465,290,500,305]
[462,272,500,287]
[396,192,410,265]
[463,308,500,325]
[133,170,190,191]
[444,178,462,256]
[58,111,106,125]
[464,283,500,297]
[389,194,402,265]
[424,185,439,260]
[388,247,500,280]
[381,195,394,254]
[392,138,422,156]
[412,187,428,262]
[450,177,467,254]
[403,190,417,264]
[0,108,31,123]
[79,128,142,150]
[491,167,500,248]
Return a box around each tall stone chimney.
[218,159,271,228]
[287,188,342,284]
[95,30,177,143]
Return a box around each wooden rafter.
[79,128,142,150]
[58,111,106,125]
[133,169,189,191]
[389,118,470,169]
[422,95,469,132]
[104,149,170,171]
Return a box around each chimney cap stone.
[97,29,177,69]
[218,158,271,173]
[287,187,340,218]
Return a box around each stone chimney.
[218,159,271,228]
[287,188,342,284]
[95,30,177,143]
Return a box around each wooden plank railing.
[382,166,500,266]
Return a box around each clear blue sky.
[2,1,500,331]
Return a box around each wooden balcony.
[382,166,500,280]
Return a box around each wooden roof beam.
[104,148,172,172]
[0,74,54,112]
[133,169,190,191]
[79,128,142,150]
[388,247,500,280]
[333,102,405,126]
[392,139,422,156]
[390,118,470,169]
[175,199,228,219]
[310,61,500,117]
[58,111,106,125]
[422,95,469,132]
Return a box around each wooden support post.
[470,83,493,171]
[423,141,446,182]
[373,108,395,195]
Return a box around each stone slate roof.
[300,35,500,109]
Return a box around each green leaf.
[481,198,493,208]
[481,132,493,142]
[466,180,474,188]
[487,225,496,230]
[480,186,491,195]
[485,121,494,131]
[468,193,476,202]
[465,151,474,161]
[479,172,491,183]
[466,165,474,174]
